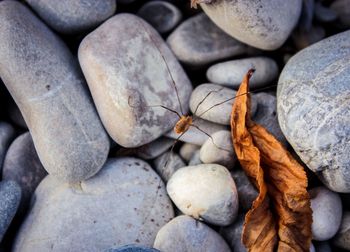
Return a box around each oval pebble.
[0,122,15,169]
[13,158,174,252]
[310,186,342,241]
[167,164,238,226]
[154,215,231,252]
[25,0,116,34]
[0,1,110,182]
[333,211,350,250]
[179,143,200,163]
[199,130,235,169]
[167,13,247,66]
[206,57,279,89]
[154,151,186,182]
[79,13,192,148]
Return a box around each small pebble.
[179,143,200,163]
[167,164,238,226]
[220,214,246,252]
[154,215,231,252]
[105,245,160,252]
[0,121,15,168]
[333,211,350,250]
[154,151,186,182]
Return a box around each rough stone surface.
[167,13,247,66]
[13,158,174,252]
[154,151,185,182]
[153,215,231,252]
[167,164,238,226]
[199,0,302,50]
[179,143,200,163]
[79,14,192,148]
[277,30,350,192]
[105,245,160,252]
[25,0,116,34]
[220,214,246,252]
[137,1,182,34]
[206,57,279,89]
[330,0,350,28]
[334,211,350,250]
[189,83,257,125]
[2,132,48,213]
[200,130,236,169]
[0,180,21,242]
[310,186,342,241]
[0,1,110,182]
[0,121,15,169]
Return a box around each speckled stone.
[154,151,185,182]
[167,13,247,66]
[199,0,302,50]
[0,1,110,182]
[333,211,350,250]
[25,0,116,34]
[13,158,174,252]
[0,122,15,169]
[167,164,238,226]
[79,14,192,148]
[206,57,279,89]
[179,143,200,163]
[154,215,231,252]
[220,214,246,252]
[277,30,350,192]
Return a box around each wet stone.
[154,151,185,183]
[0,121,15,169]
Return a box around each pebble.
[309,187,342,241]
[252,92,288,146]
[153,215,231,252]
[333,211,350,250]
[13,158,174,252]
[189,83,257,125]
[25,0,116,34]
[154,151,186,182]
[199,0,302,50]
[79,13,192,148]
[0,180,21,242]
[199,130,236,169]
[2,132,48,213]
[330,0,350,28]
[0,122,15,168]
[231,169,258,211]
[0,1,110,182]
[206,57,279,89]
[167,13,247,66]
[179,143,200,163]
[188,150,202,166]
[165,117,227,146]
[167,164,238,226]
[220,214,246,252]
[105,245,160,252]
[314,2,338,23]
[134,137,174,160]
[277,30,350,192]
[137,1,182,34]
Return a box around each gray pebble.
[134,137,174,160]
[220,214,246,252]
[188,150,203,166]
[79,13,192,148]
[0,122,15,169]
[277,30,350,192]
[13,158,174,252]
[310,186,342,241]
[167,13,247,66]
[330,0,350,28]
[2,132,47,213]
[154,215,231,252]
[137,1,182,34]
[105,245,160,252]
[179,143,200,163]
[199,0,302,50]
[0,180,21,242]
[167,164,238,226]
[314,2,338,23]
[206,57,279,89]
[200,130,236,169]
[154,151,185,182]
[333,211,350,250]
[0,1,110,182]
[25,0,116,34]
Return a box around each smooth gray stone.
[252,92,288,146]
[79,13,192,148]
[167,13,247,66]
[179,143,200,163]
[105,245,160,252]
[0,122,15,169]
[13,158,174,252]
[154,215,231,252]
[0,180,21,242]
[199,130,236,169]
[137,1,182,34]
[134,137,174,160]
[231,169,258,211]
[277,30,350,192]
[220,214,246,252]
[25,0,116,34]
[314,2,338,23]
[333,212,350,250]
[154,151,185,182]
[0,1,110,182]
[189,83,257,125]
[167,164,238,226]
[206,57,279,89]
[199,0,302,50]
[330,0,350,28]
[2,132,47,213]
[310,187,342,241]
[188,150,202,166]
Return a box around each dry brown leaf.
[230,69,312,252]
